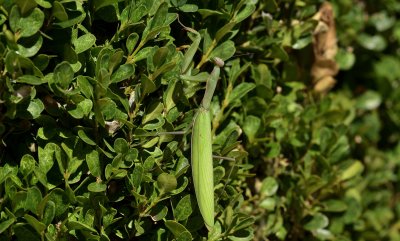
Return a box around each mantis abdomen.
[191,107,214,228]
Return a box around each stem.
[73,175,91,193]
[140,193,163,217]
[126,41,145,64]
[212,155,235,161]
[196,39,217,69]
[0,6,8,16]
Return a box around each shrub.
[0,0,399,241]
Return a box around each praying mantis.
[190,58,224,229]
[135,22,228,229]
[134,24,228,229]
[179,25,224,229]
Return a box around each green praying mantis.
[191,57,224,229]
[178,25,225,229]
[134,24,228,229]
[136,22,229,229]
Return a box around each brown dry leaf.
[311,2,339,93]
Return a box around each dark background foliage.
[0,0,399,240]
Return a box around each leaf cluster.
[0,0,400,241]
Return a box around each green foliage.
[0,0,399,240]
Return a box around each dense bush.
[0,0,399,240]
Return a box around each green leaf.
[17,75,46,85]
[15,0,37,16]
[292,35,312,49]
[77,76,93,99]
[86,150,101,177]
[179,4,198,13]
[214,166,225,185]
[357,34,387,51]
[114,138,129,153]
[12,191,27,213]
[227,227,254,241]
[135,47,154,62]
[126,33,139,54]
[322,199,347,212]
[109,49,125,72]
[129,165,143,189]
[234,215,255,231]
[68,99,93,119]
[74,33,96,54]
[336,48,355,70]
[68,220,97,233]
[157,173,177,193]
[171,0,187,7]
[150,205,168,221]
[142,101,164,124]
[153,46,169,68]
[53,62,74,89]
[180,72,210,82]
[260,177,278,197]
[174,194,193,221]
[0,14,6,26]
[266,142,280,158]
[9,6,44,37]
[142,117,165,130]
[52,1,68,21]
[78,99,93,116]
[25,187,42,214]
[97,98,117,120]
[93,0,117,12]
[260,197,276,211]
[251,64,272,88]
[127,4,148,23]
[0,219,15,234]
[355,91,382,110]
[32,54,50,71]
[77,129,97,146]
[13,223,40,241]
[47,188,69,217]
[24,214,46,235]
[54,11,86,28]
[111,64,135,83]
[27,99,44,119]
[33,167,48,187]
[242,115,261,143]
[370,12,395,32]
[141,74,157,95]
[42,201,55,225]
[177,231,193,241]
[142,25,170,45]
[20,154,36,177]
[88,182,107,192]
[149,2,168,30]
[17,34,43,58]
[229,61,251,85]
[197,9,223,18]
[215,22,236,43]
[235,3,256,23]
[165,220,192,239]
[209,40,236,61]
[270,44,289,61]
[339,161,364,181]
[35,0,51,8]
[314,229,334,240]
[38,143,56,174]
[304,213,329,231]
[228,83,256,104]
